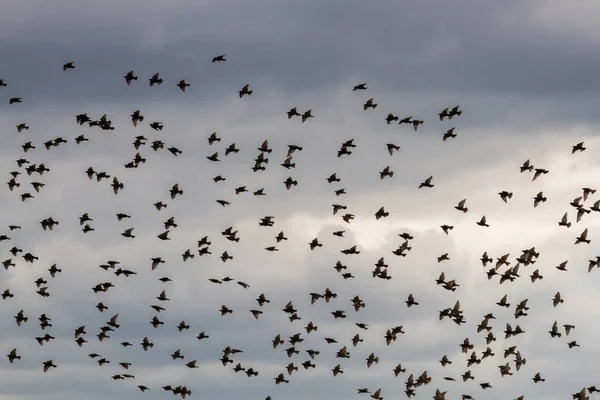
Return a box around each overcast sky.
[1,1,600,400]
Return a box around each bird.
[575,228,590,244]
[157,230,171,241]
[520,159,534,173]
[455,199,468,213]
[301,109,313,122]
[379,166,393,179]
[363,98,377,110]
[439,108,449,121]
[239,84,252,97]
[476,215,490,227]
[440,225,454,235]
[177,80,190,92]
[42,360,57,372]
[558,212,572,228]
[419,176,434,188]
[572,142,586,153]
[287,107,301,119]
[385,113,399,124]
[411,120,424,131]
[124,70,138,85]
[7,348,20,363]
[405,294,419,307]
[149,72,163,87]
[442,127,457,141]
[448,105,462,118]
[533,168,549,181]
[386,143,400,155]
[63,62,75,71]
[16,123,29,133]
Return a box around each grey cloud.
[2,2,600,400]
[2,0,600,111]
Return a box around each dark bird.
[572,142,586,153]
[363,98,377,110]
[42,360,57,372]
[387,143,400,155]
[157,230,171,241]
[177,80,190,92]
[443,127,457,141]
[7,349,20,363]
[208,132,221,145]
[149,73,163,87]
[533,168,549,181]
[301,110,313,122]
[385,113,399,124]
[575,228,590,244]
[239,84,252,97]
[287,107,301,119]
[419,176,434,188]
[207,152,220,162]
[124,71,138,85]
[439,108,449,121]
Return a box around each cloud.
[1,2,600,400]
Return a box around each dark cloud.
[1,2,600,400]
[2,0,600,111]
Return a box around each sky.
[1,1,600,399]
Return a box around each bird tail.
[247,90,253,95]
[389,171,394,177]
[373,104,377,109]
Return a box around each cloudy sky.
[1,1,600,399]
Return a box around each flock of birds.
[0,56,598,400]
